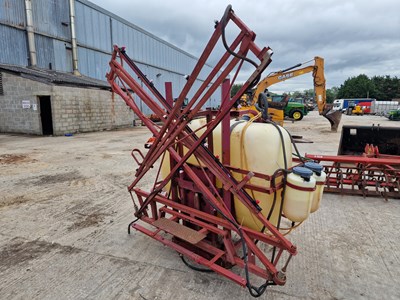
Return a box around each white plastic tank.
[304,161,326,213]
[283,166,316,222]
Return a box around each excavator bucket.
[306,125,400,200]
[322,107,342,132]
[338,125,400,155]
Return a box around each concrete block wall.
[0,72,50,135]
[0,72,135,135]
[51,86,134,135]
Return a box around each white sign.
[22,100,31,109]
[32,104,38,111]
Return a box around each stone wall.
[0,72,135,135]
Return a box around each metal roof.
[0,63,110,90]
[77,0,200,61]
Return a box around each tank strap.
[286,181,316,192]
[316,181,325,186]
[230,120,246,133]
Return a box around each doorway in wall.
[39,96,53,135]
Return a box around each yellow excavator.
[238,56,342,131]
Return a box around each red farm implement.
[305,125,400,200]
[106,6,321,297]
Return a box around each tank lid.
[304,161,324,173]
[241,115,251,121]
[292,166,313,179]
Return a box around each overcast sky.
[92,0,400,94]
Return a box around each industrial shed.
[0,64,134,135]
[0,0,220,135]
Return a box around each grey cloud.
[92,0,400,92]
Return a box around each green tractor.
[387,108,400,121]
[270,95,308,121]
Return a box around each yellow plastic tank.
[304,162,326,213]
[283,167,316,222]
[161,118,293,231]
[224,120,292,230]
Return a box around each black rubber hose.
[189,175,270,297]
[127,218,139,234]
[178,7,275,296]
[219,5,261,89]
[180,254,214,273]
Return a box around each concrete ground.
[1,111,399,299]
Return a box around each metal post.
[69,0,80,75]
[165,82,173,108]
[24,0,37,66]
[221,78,231,165]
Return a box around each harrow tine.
[306,154,400,200]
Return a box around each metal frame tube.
[107,6,298,292]
[24,0,37,66]
[69,0,80,75]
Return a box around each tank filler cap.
[304,162,323,175]
[241,115,251,121]
[292,166,313,181]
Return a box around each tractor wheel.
[291,109,303,121]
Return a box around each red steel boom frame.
[107,6,297,297]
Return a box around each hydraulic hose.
[219,5,261,89]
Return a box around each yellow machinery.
[238,57,342,131]
[352,105,364,115]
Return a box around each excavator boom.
[251,57,342,131]
[309,57,342,131]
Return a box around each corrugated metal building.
[0,0,221,134]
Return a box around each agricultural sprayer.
[106,6,325,297]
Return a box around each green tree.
[371,75,400,100]
[337,74,376,99]
[303,89,314,99]
[326,87,339,103]
[292,91,302,98]
[230,83,244,97]
[326,89,335,103]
